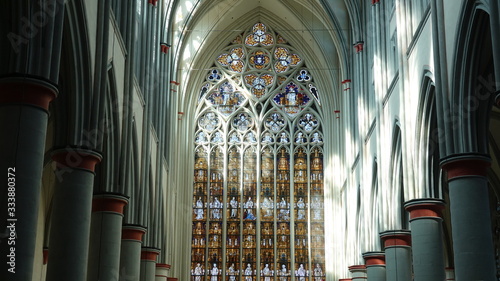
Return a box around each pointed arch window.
[192,23,325,281]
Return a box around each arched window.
[191,23,325,281]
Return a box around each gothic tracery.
[192,22,325,280]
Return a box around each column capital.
[160,43,171,54]
[354,41,364,53]
[156,263,171,269]
[122,224,147,242]
[404,198,445,220]
[92,193,129,214]
[141,247,160,261]
[362,251,386,266]
[348,265,366,271]
[441,154,491,180]
[380,230,411,248]
[51,147,102,173]
[348,265,367,279]
[0,76,58,111]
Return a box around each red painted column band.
[441,155,490,180]
[156,263,171,269]
[0,77,57,111]
[363,252,386,266]
[51,148,102,173]
[349,264,367,280]
[141,247,160,261]
[405,198,445,220]
[380,230,411,248]
[354,42,364,53]
[122,225,147,242]
[348,265,367,271]
[92,193,129,214]
[43,247,49,265]
[160,43,170,54]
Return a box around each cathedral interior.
[1,0,500,281]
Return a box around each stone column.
[119,224,147,281]
[140,247,161,281]
[45,148,102,281]
[0,77,57,281]
[348,265,367,280]
[362,252,386,281]
[380,230,412,281]
[155,263,171,281]
[87,193,129,281]
[441,155,496,280]
[404,198,446,281]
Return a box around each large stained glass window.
[192,23,325,281]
